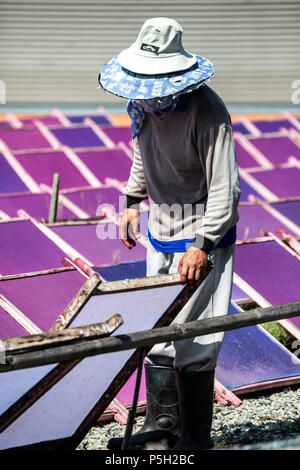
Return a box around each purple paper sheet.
[0,153,28,194]
[0,270,85,332]
[237,204,297,240]
[0,123,12,130]
[252,119,298,133]
[95,259,147,281]
[67,115,111,125]
[0,193,74,221]
[0,306,28,339]
[0,220,68,275]
[271,200,300,227]
[51,223,146,265]
[20,117,61,126]
[235,141,261,168]
[14,151,91,189]
[50,126,104,148]
[119,299,300,406]
[216,302,300,389]
[75,148,132,183]
[0,128,51,151]
[232,122,250,135]
[251,167,300,199]
[63,187,123,218]
[0,282,183,449]
[231,283,249,301]
[101,126,132,147]
[234,240,300,330]
[248,136,300,165]
[238,176,263,202]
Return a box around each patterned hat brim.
[98,55,214,100]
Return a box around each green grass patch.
[261,321,294,350]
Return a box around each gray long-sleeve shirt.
[124,85,241,249]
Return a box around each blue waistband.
[148,225,236,253]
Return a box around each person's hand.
[178,247,208,285]
[120,208,141,249]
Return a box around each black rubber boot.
[172,369,215,450]
[107,364,180,450]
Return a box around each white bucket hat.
[118,17,197,75]
[99,17,214,100]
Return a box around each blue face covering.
[135,95,180,113]
[127,82,206,139]
[127,96,179,139]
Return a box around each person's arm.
[191,123,241,250]
[120,138,148,249]
[178,124,241,283]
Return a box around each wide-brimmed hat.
[99,17,214,100]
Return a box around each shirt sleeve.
[190,123,241,251]
[123,137,148,208]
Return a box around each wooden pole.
[49,173,60,223]
[1,301,299,372]
[121,347,145,450]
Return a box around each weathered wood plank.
[3,313,123,353]
[0,313,123,433]
[48,173,60,223]
[50,272,102,331]
[0,266,75,282]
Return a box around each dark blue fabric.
[148,225,236,253]
[148,230,195,253]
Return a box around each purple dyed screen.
[0,193,74,220]
[234,241,300,330]
[0,306,29,339]
[67,115,111,125]
[20,117,61,126]
[252,120,298,133]
[15,151,91,189]
[101,126,132,147]
[0,220,68,275]
[95,260,147,281]
[249,136,300,165]
[51,127,104,148]
[235,141,260,169]
[231,283,249,302]
[251,168,300,199]
[63,187,123,218]
[239,176,263,202]
[232,122,250,135]
[0,270,85,332]
[0,153,28,194]
[51,223,146,265]
[272,201,300,227]
[76,148,132,183]
[237,205,297,240]
[0,129,51,151]
[216,303,300,389]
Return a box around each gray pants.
[146,242,235,372]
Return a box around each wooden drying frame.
[0,270,206,450]
[0,273,102,435]
[233,233,300,340]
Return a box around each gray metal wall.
[0,0,299,104]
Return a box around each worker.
[99,17,241,450]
